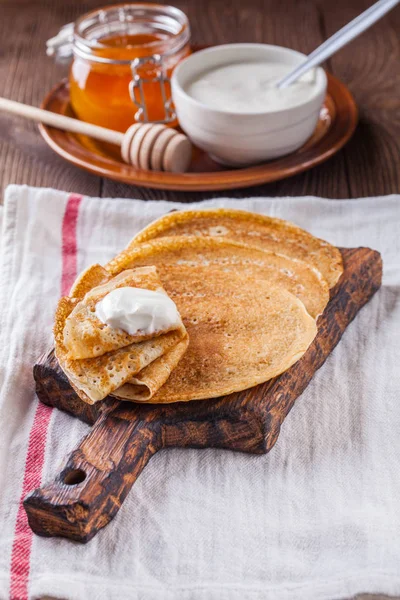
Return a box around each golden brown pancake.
[64,266,183,360]
[107,236,329,319]
[105,236,317,403]
[123,208,343,288]
[54,266,188,404]
[114,338,189,401]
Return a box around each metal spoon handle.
[278,0,399,88]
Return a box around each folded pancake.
[54,265,188,404]
[63,266,183,360]
[114,338,189,401]
[104,236,318,403]
[107,236,329,319]
[119,208,343,288]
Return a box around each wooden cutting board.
[24,247,382,543]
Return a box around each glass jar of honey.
[48,4,191,132]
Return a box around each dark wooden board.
[24,247,382,543]
[1,0,400,201]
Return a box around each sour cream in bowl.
[171,44,327,166]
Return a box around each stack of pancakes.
[55,209,343,405]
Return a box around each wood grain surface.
[0,0,399,201]
[25,247,382,543]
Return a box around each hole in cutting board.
[63,469,86,485]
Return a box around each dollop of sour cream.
[95,287,181,336]
[185,61,317,113]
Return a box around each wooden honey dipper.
[0,97,192,173]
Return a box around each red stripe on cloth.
[9,403,53,600]
[61,194,83,296]
[9,193,83,600]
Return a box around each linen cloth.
[0,184,399,600]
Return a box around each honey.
[68,5,191,132]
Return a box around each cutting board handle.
[24,400,162,543]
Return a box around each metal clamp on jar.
[47,4,191,132]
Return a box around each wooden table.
[0,0,399,202]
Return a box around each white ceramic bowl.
[171,44,327,166]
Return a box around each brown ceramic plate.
[39,73,357,191]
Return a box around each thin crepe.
[64,266,182,360]
[123,208,343,288]
[54,265,188,404]
[107,236,330,319]
[105,236,318,403]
